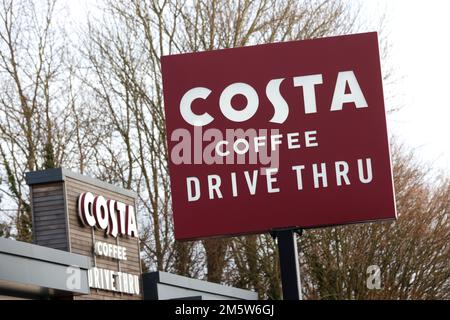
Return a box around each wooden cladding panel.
[31,183,68,252]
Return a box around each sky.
[66,0,450,175]
[362,0,450,174]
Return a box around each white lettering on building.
[94,241,127,261]
[88,267,140,295]
[78,193,138,238]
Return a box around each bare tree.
[79,0,184,272]
[0,0,74,241]
[300,142,450,299]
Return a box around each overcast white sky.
[67,0,450,175]
[361,0,450,174]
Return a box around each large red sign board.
[162,32,396,241]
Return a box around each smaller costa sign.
[78,192,138,238]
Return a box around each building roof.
[0,237,91,298]
[25,168,137,198]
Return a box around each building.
[0,168,257,300]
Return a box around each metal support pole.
[275,229,302,300]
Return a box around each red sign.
[162,32,396,241]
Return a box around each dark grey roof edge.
[25,168,137,198]
[25,168,64,185]
[153,271,258,300]
[0,237,91,269]
[142,272,160,300]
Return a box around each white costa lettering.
[180,70,367,126]
[78,192,138,238]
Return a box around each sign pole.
[274,229,302,300]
